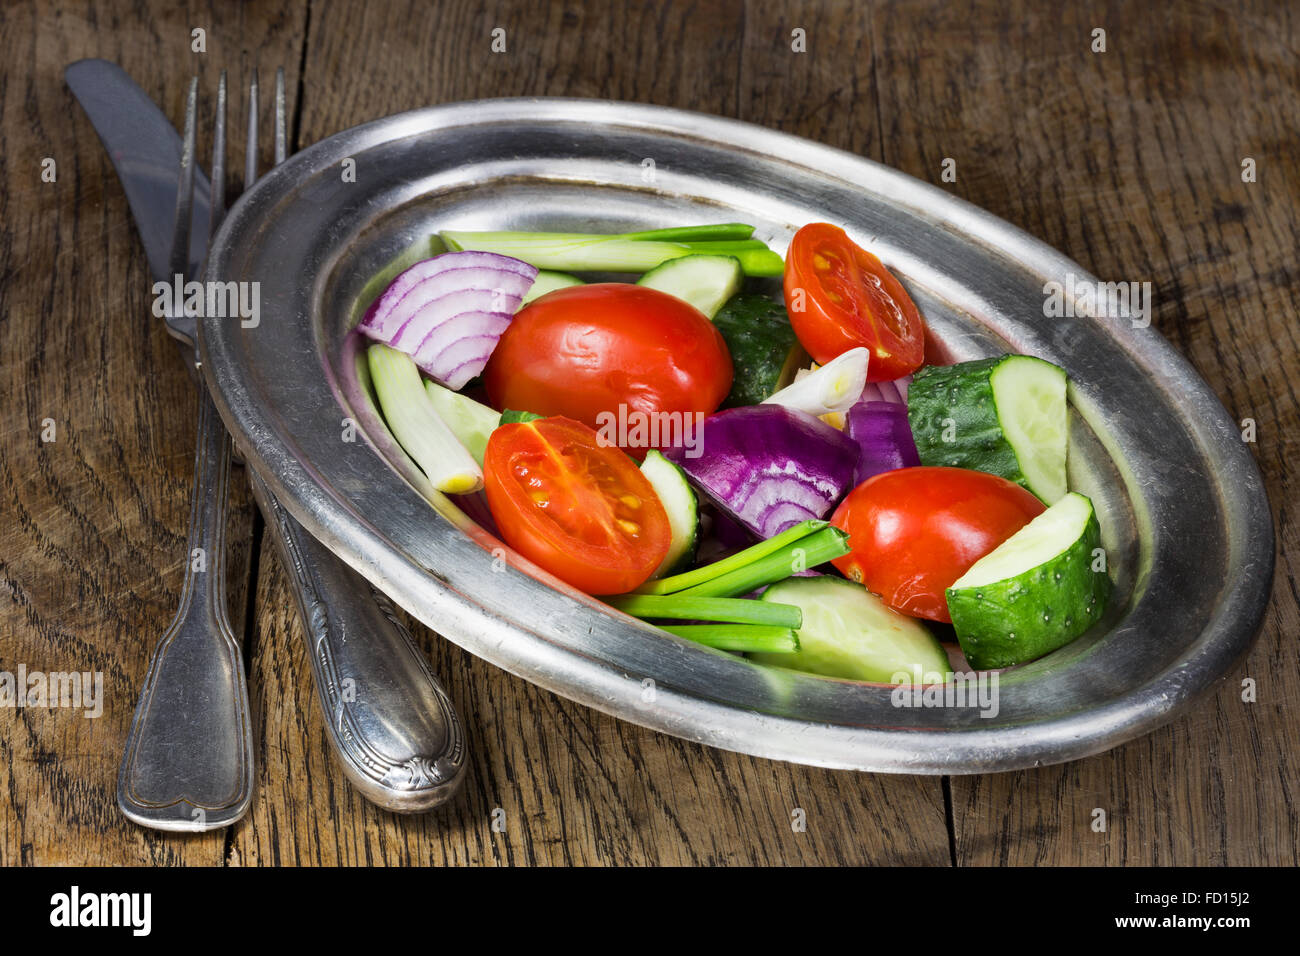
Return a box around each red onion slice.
[358,252,537,390]
[665,405,859,539]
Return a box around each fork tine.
[274,67,287,166]
[168,77,199,279]
[244,69,259,190]
[209,71,228,238]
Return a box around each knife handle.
[118,386,254,831]
[248,471,467,812]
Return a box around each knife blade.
[65,60,212,281]
[67,59,468,812]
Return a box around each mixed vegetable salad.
[356,221,1112,683]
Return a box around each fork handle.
[118,386,254,831]
[249,471,467,811]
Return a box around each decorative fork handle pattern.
[248,471,467,811]
[118,385,254,831]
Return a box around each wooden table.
[2,0,1296,866]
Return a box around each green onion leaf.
[499,409,544,425]
[637,519,828,595]
[439,227,784,277]
[658,624,799,653]
[620,224,755,242]
[605,594,802,628]
[677,527,850,599]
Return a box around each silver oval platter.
[200,98,1274,773]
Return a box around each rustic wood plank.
[738,0,880,157]
[0,0,307,865]
[869,0,1299,864]
[230,0,952,866]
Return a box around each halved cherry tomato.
[783,222,926,381]
[484,284,732,456]
[484,416,671,595]
[830,467,1045,622]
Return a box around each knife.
[67,59,467,814]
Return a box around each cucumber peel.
[947,492,1111,669]
[711,294,807,407]
[908,354,1068,503]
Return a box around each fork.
[116,71,261,831]
[118,70,469,831]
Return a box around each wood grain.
[869,0,1300,864]
[0,0,307,865]
[1,0,1296,867]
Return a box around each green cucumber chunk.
[521,270,584,305]
[640,450,699,578]
[636,254,743,318]
[423,380,500,466]
[749,576,952,683]
[947,491,1111,669]
[907,354,1068,503]
[711,294,808,407]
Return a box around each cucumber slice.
[947,492,1111,669]
[636,254,742,318]
[712,294,808,407]
[749,576,952,683]
[907,354,1068,503]
[423,380,499,466]
[521,270,584,305]
[640,450,699,578]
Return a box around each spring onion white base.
[423,380,501,467]
[367,344,483,494]
[764,347,870,418]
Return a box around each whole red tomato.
[484,283,732,455]
[830,467,1045,622]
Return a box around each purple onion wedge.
[844,400,921,484]
[665,405,858,539]
[357,252,537,390]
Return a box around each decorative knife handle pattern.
[248,470,466,811]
